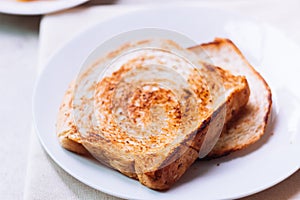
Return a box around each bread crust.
[189,38,272,158]
[56,81,90,155]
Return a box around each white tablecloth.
[1,1,300,199]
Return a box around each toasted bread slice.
[189,38,272,158]
[56,39,250,190]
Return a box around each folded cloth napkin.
[24,3,300,200]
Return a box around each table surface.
[0,0,300,199]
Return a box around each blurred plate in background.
[0,0,89,15]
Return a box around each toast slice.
[189,38,272,158]
[56,39,250,190]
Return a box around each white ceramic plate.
[0,0,89,15]
[33,6,300,200]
